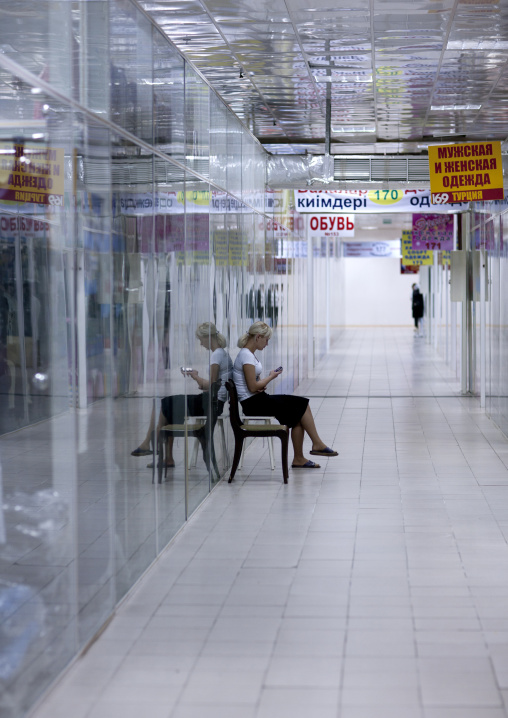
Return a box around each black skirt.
[240,392,309,428]
[161,393,224,422]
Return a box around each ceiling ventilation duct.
[267,155,432,189]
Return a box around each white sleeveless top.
[232,348,262,401]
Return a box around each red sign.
[308,214,355,237]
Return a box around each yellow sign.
[0,142,64,206]
[367,189,405,205]
[401,230,433,266]
[176,190,210,207]
[428,141,504,204]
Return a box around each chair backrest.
[225,380,243,434]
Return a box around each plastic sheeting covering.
[267,155,334,188]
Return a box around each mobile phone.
[180,367,194,374]
[274,366,283,372]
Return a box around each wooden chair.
[225,380,289,484]
[157,381,221,484]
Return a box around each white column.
[76,249,88,409]
[307,230,314,372]
[326,238,330,352]
[480,247,486,408]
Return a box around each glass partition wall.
[0,3,343,717]
[478,204,508,438]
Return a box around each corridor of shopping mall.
[4,1,508,717]
[28,327,508,718]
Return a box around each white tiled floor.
[30,328,508,718]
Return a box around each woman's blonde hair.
[237,321,273,348]
[195,322,227,348]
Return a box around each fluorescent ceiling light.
[332,126,376,133]
[447,40,508,50]
[431,104,481,111]
[417,142,455,148]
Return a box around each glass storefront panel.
[184,177,212,514]
[184,67,210,180]
[110,0,154,144]
[0,71,77,717]
[227,114,242,200]
[153,28,185,162]
[210,191,231,479]
[152,163,187,546]
[209,94,227,191]
[0,2,338,716]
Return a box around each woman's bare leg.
[290,422,321,467]
[291,423,304,460]
[136,406,156,450]
[299,405,329,451]
[156,410,175,466]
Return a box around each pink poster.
[412,214,454,251]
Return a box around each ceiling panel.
[140,0,508,154]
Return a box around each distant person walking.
[412,283,424,336]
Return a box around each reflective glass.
[110,0,154,144]
[153,29,185,162]
[0,3,341,717]
[487,210,508,436]
[108,133,158,603]
[0,2,73,96]
[227,114,242,200]
[210,94,227,190]
[0,70,77,718]
[152,163,187,545]
[210,190,232,478]
[184,176,212,513]
[184,67,210,180]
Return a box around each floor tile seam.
[468,407,508,472]
[435,395,508,486]
[85,481,246,715]
[437,496,506,699]
[393,384,461,708]
[409,494,469,711]
[249,475,326,716]
[339,492,361,707]
[165,482,284,716]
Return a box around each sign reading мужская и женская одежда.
[428,141,504,204]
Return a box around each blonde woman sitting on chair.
[232,321,338,469]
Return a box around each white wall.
[344,257,417,326]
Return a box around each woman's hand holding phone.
[269,366,283,380]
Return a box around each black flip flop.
[309,447,338,457]
[131,447,152,457]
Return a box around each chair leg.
[189,419,205,468]
[211,449,220,481]
[219,418,227,470]
[280,432,289,484]
[189,437,200,468]
[239,437,246,468]
[229,439,244,483]
[158,436,164,484]
[266,432,275,470]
